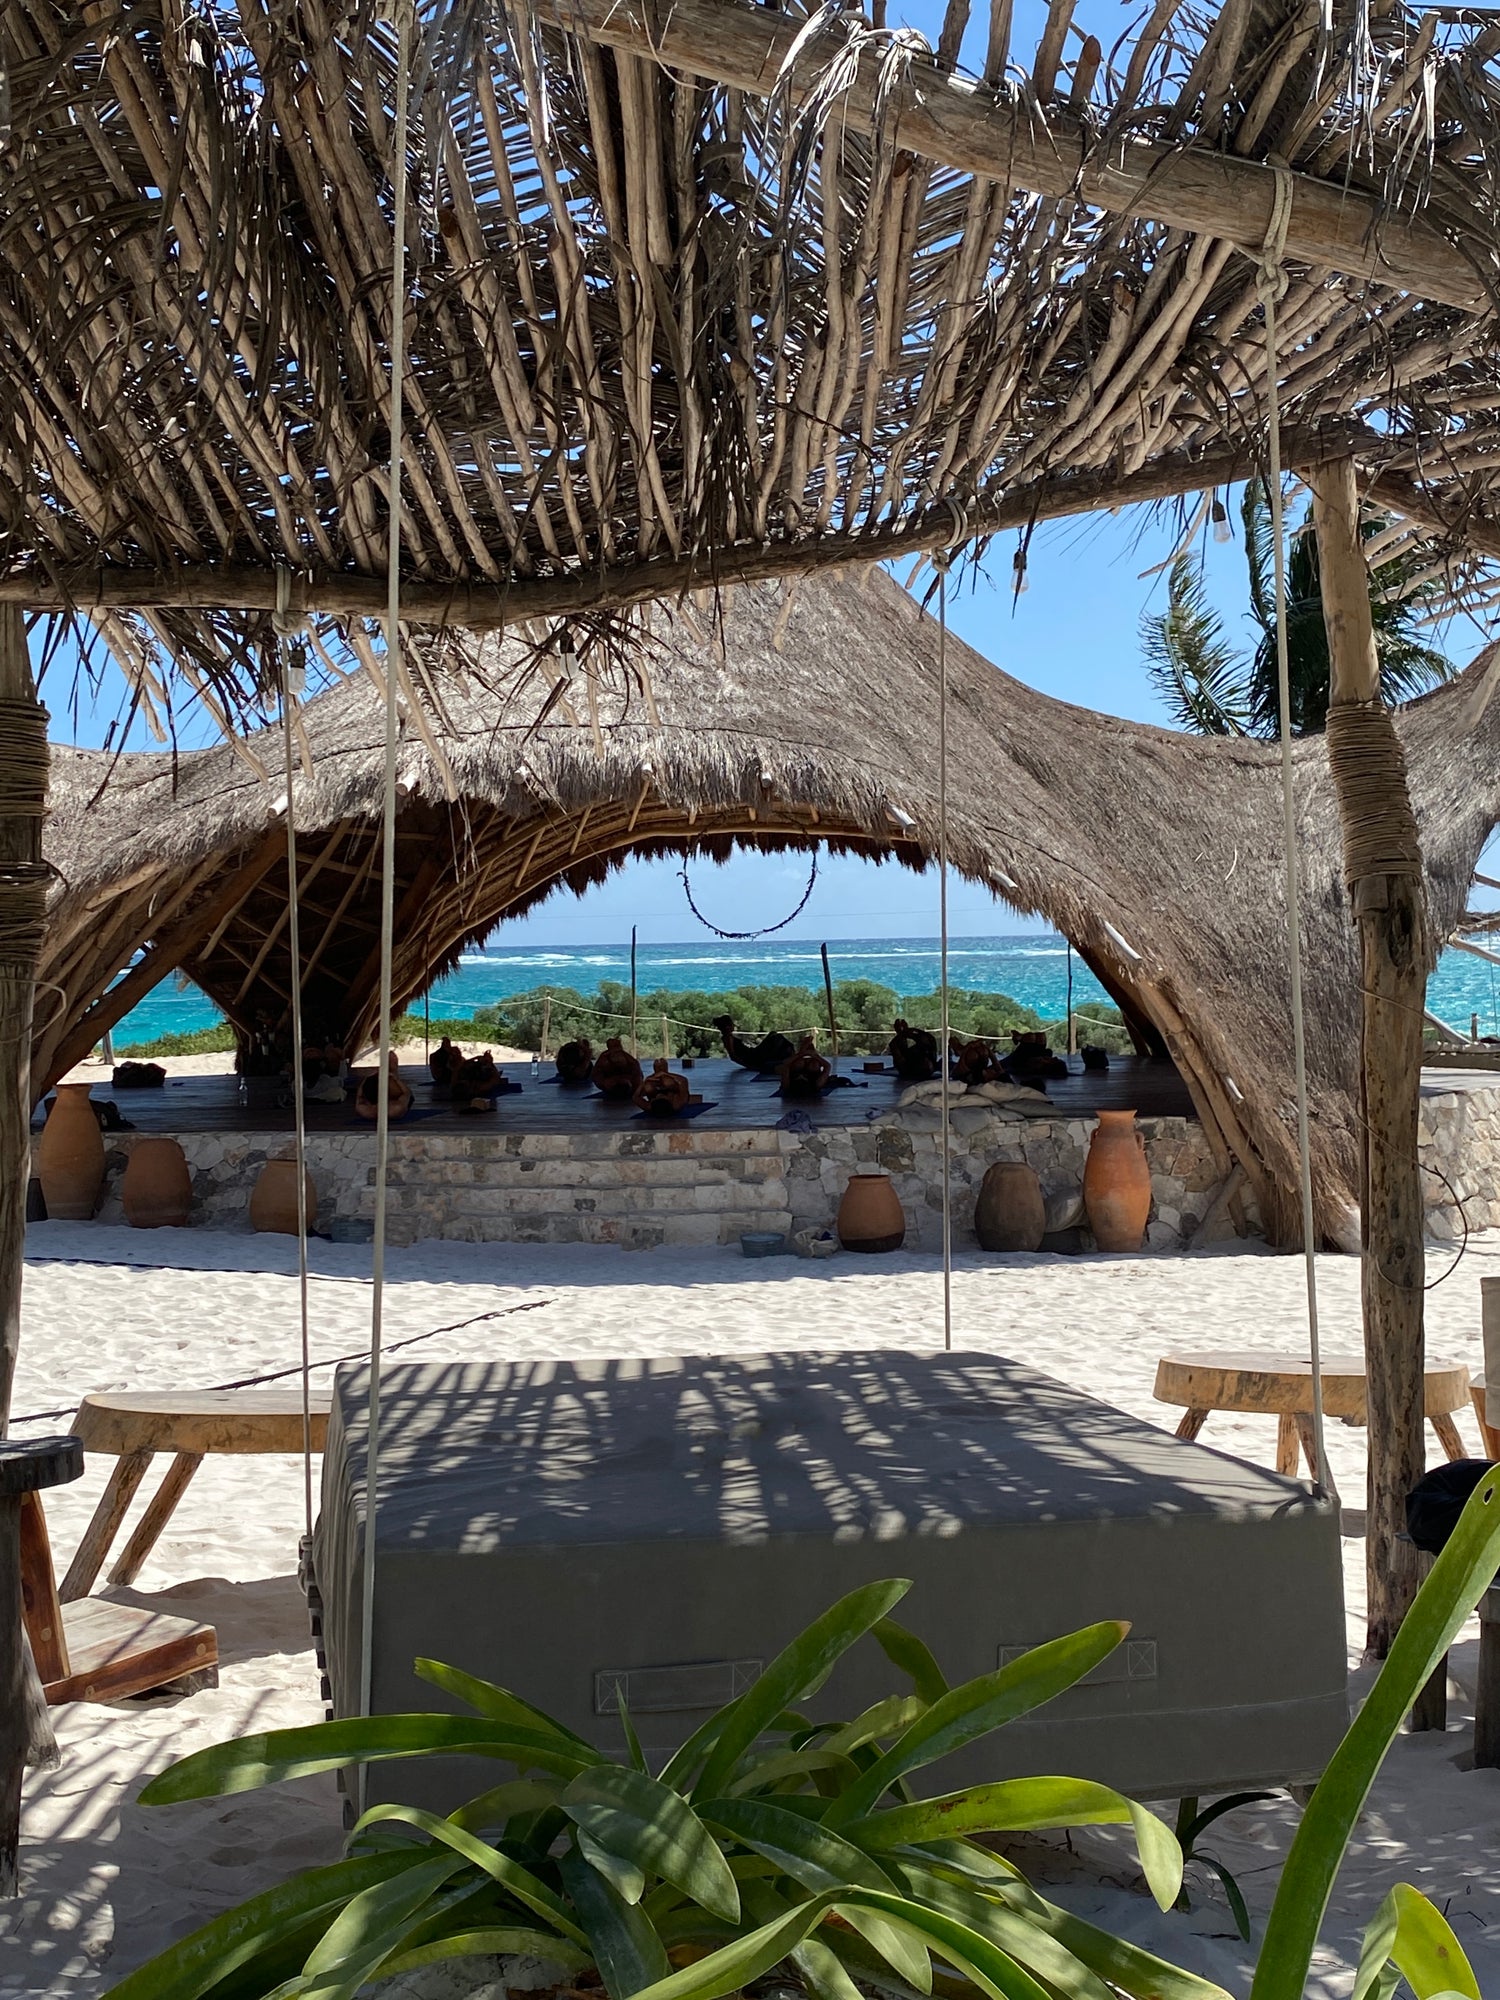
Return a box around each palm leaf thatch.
[39,566,1500,1245]
[3,0,1500,726]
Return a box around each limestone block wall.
[1419,1084,1500,1240]
[75,1107,1232,1251]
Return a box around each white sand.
[5,1227,1500,1997]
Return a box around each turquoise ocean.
[111,932,1500,1047]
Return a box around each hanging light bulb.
[1011,543,1030,596]
[1211,494,1233,544]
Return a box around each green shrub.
[116,1022,237,1057]
[106,1464,1500,2000]
[111,1585,1220,2000]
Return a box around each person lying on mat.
[355,1050,413,1122]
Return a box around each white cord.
[937,563,953,1353]
[359,0,411,1769]
[275,570,314,1544]
[1260,158,1328,1496]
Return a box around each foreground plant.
[106,1469,1500,2000]
[108,1579,1226,2000]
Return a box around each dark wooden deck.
[50,1053,1197,1138]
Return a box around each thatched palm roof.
[4,1,1500,716]
[40,566,1500,1243]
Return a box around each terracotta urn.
[37,1083,105,1221]
[973,1160,1045,1253]
[121,1137,193,1229]
[250,1157,319,1236]
[837,1172,905,1253]
[1083,1109,1151,1252]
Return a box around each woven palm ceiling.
[3,0,1500,718]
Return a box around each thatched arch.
[39,567,1500,1243]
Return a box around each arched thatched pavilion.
[41,567,1500,1247]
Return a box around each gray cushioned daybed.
[313,1350,1348,1811]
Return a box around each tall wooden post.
[1310,460,1428,1657]
[0,605,53,1889]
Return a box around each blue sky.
[41,0,1497,946]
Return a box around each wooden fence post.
[1310,459,1428,1657]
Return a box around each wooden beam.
[0,426,1376,627]
[40,832,287,1092]
[1312,456,1430,1659]
[1366,468,1500,564]
[537,0,1488,311]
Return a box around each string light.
[1011,542,1029,595]
[1211,494,1233,544]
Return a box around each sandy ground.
[60,1038,531,1084]
[3,1227,1499,1998]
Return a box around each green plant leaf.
[352,1803,588,1942]
[96,1853,430,2000]
[822,1695,928,1757]
[413,1659,601,1751]
[688,1579,912,1801]
[826,1626,1128,1825]
[619,1887,847,2000]
[888,1857,1114,2000]
[1353,1884,1481,2000]
[1024,1893,1235,2000]
[378,1927,593,1980]
[618,1692,648,1776]
[559,1847,673,2000]
[1177,1791,1278,1852]
[700,1797,927,1990]
[580,1828,647,1905]
[1251,1464,1500,2000]
[139,1716,593,1803]
[724,1746,861,1796]
[562,1765,741,1923]
[449,1778,563,1833]
[871,1618,950,1702]
[301,1853,465,1995]
[1197,1857,1252,1946]
[837,1888,1057,2000]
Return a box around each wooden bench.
[61,1389,331,1602]
[1153,1348,1472,1497]
[21,1483,217,1703]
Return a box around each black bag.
[1406,1459,1495,1565]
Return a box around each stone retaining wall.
[47,1081,1498,1250]
[73,1102,1234,1252]
[1421,1081,1500,1241]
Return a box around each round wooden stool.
[1153,1348,1472,1495]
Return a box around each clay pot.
[121,1138,193,1229]
[973,1160,1045,1253]
[250,1157,319,1236]
[37,1083,105,1221]
[1083,1109,1152,1252]
[837,1172,905,1253]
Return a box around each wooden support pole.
[0,607,53,1896]
[1311,458,1430,1658]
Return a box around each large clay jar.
[37,1084,105,1221]
[837,1172,905,1253]
[1083,1109,1152,1252]
[121,1137,193,1229]
[973,1161,1045,1253]
[250,1157,319,1236]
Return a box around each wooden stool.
[61,1389,331,1602]
[1153,1349,1472,1498]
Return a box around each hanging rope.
[359,0,411,1765]
[679,853,818,939]
[1260,156,1328,1496]
[275,570,314,1542]
[937,562,953,1354]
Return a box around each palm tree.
[1142,480,1455,736]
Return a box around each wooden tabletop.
[72,1388,332,1457]
[1154,1349,1471,1422]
